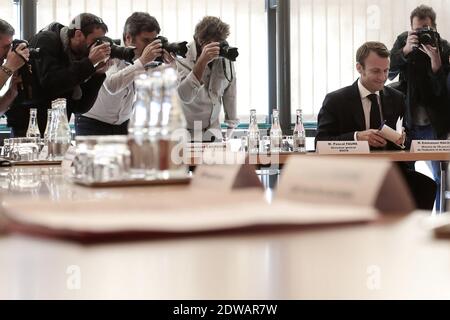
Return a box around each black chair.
[401,168,437,211]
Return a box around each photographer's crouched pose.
[176,16,239,142]
[6,13,111,137]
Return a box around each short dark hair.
[356,41,390,66]
[194,16,230,43]
[410,5,437,29]
[0,19,15,37]
[68,13,108,38]
[123,12,160,43]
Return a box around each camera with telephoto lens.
[219,41,239,62]
[413,26,441,47]
[93,36,135,64]
[154,36,188,63]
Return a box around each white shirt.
[354,79,383,140]
[83,59,145,125]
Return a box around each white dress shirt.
[83,59,145,125]
[354,79,384,140]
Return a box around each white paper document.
[378,117,405,149]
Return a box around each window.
[36,0,269,123]
[290,0,450,122]
[0,0,20,36]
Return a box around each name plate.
[185,143,227,154]
[277,156,415,213]
[316,141,370,154]
[192,164,262,191]
[410,140,450,153]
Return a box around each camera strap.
[174,56,193,72]
[175,56,233,83]
[222,59,233,83]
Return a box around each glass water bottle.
[247,109,260,154]
[26,108,41,138]
[293,109,306,153]
[270,109,282,153]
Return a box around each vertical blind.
[291,0,450,121]
[36,0,269,122]
[0,0,19,33]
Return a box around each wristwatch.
[0,65,13,77]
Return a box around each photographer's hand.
[89,43,111,67]
[193,42,220,82]
[402,31,419,56]
[4,43,29,72]
[419,44,442,74]
[95,59,113,75]
[161,50,175,65]
[139,40,162,66]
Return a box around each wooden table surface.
[188,150,450,166]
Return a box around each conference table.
[1,165,450,299]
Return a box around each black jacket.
[315,81,407,150]
[6,24,106,135]
[389,31,450,138]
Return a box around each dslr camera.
[154,36,188,63]
[12,39,40,59]
[93,36,135,64]
[413,26,441,47]
[219,41,239,62]
[11,40,41,101]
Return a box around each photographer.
[0,19,29,115]
[0,19,29,91]
[176,16,238,142]
[389,5,450,210]
[6,13,111,137]
[76,12,173,136]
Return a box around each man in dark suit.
[316,41,436,210]
[316,41,406,149]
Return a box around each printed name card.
[277,156,415,213]
[191,164,262,192]
[185,142,227,153]
[410,140,450,153]
[316,141,370,154]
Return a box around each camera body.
[11,40,41,102]
[12,39,40,59]
[154,36,188,63]
[413,26,440,47]
[94,36,135,64]
[219,41,239,62]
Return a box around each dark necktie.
[368,94,382,129]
